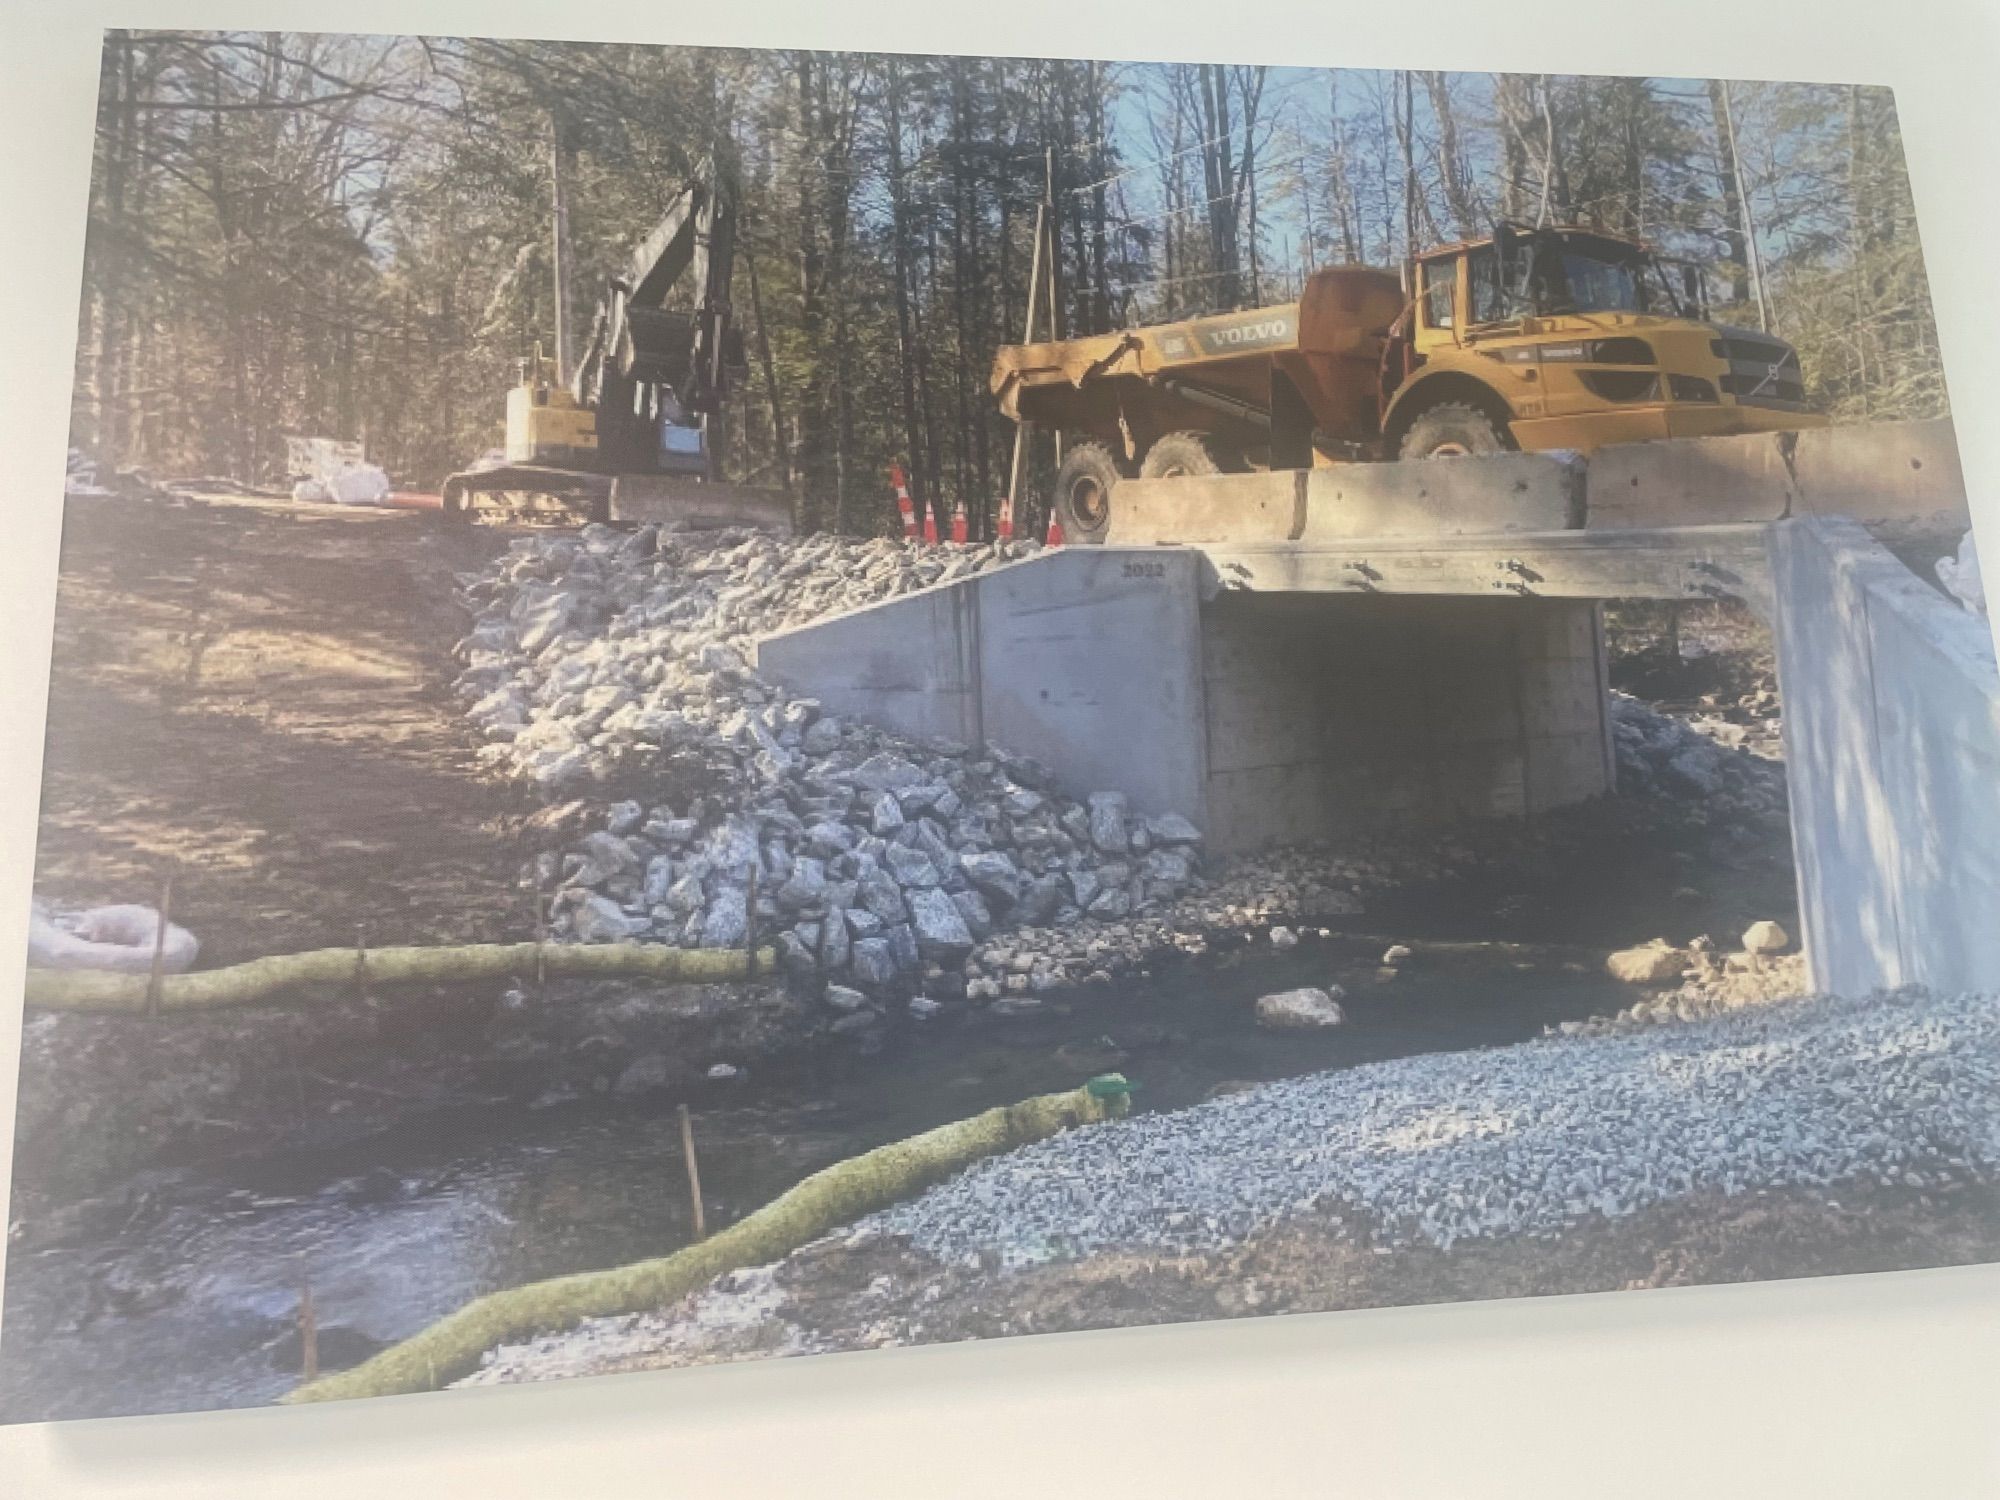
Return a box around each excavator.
[442,166,790,531]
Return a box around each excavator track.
[439,465,613,527]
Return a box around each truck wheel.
[1398,402,1512,459]
[1138,430,1241,479]
[1051,441,1127,544]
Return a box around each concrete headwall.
[1787,419,1967,522]
[1586,417,1968,531]
[1585,430,1795,529]
[1103,471,1307,545]
[1105,453,1583,547]
[1298,454,1584,540]
[1101,418,1966,546]
[1770,516,2000,997]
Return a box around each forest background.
[72,33,1947,536]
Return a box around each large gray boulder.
[1254,986,1347,1030]
[885,844,940,890]
[849,752,925,793]
[907,888,975,963]
[1087,791,1130,855]
[700,886,750,948]
[959,850,1024,906]
[851,937,897,988]
[572,893,646,944]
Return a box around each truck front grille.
[1712,336,1805,407]
[1719,371,1807,405]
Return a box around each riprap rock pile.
[451,525,1206,1005]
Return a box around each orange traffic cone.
[1044,509,1065,547]
[921,502,939,544]
[890,464,917,539]
[996,492,1015,540]
[950,500,968,544]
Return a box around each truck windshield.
[1535,247,1645,314]
[1485,230,1694,321]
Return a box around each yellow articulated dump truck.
[993,223,1826,541]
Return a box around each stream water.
[0,918,1641,1423]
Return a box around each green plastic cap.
[1085,1072,1134,1100]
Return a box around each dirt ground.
[32,489,527,959]
[467,1178,2000,1385]
[11,492,816,1213]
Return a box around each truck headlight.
[1668,375,1719,403]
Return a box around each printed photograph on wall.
[2,29,1993,1421]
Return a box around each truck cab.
[1386,225,1825,457]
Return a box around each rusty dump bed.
[990,266,1406,459]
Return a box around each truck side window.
[1467,247,1503,324]
[1422,257,1456,329]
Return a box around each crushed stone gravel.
[865,985,1999,1263]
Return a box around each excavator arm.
[573,164,740,471]
[443,160,786,532]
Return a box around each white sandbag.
[1937,529,1986,616]
[329,463,392,506]
[293,477,331,503]
[65,448,113,497]
[28,903,200,974]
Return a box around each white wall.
[1772,516,2000,995]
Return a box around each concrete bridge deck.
[1199,525,1774,614]
[755,418,1994,1001]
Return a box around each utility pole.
[1043,146,1062,468]
[1401,70,1417,261]
[1005,147,1063,517]
[549,112,576,386]
[1717,81,1773,334]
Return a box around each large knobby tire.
[1397,401,1512,459]
[1138,429,1243,479]
[1051,441,1127,544]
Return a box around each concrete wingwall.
[758,547,1614,855]
[1770,516,2000,998]
[755,547,1211,823]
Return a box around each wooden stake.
[1004,198,1051,523]
[743,865,760,982]
[299,1265,319,1382]
[533,886,549,994]
[144,872,174,1020]
[1039,167,1063,468]
[678,1103,707,1239]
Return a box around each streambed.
[0,928,1628,1421]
